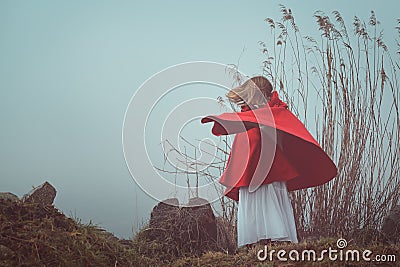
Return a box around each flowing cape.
[201,92,337,201]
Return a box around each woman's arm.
[201,116,259,136]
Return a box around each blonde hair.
[226,76,273,107]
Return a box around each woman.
[202,76,337,247]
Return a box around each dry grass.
[0,198,150,267]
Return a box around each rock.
[382,205,400,243]
[150,198,179,221]
[0,192,19,202]
[187,197,210,206]
[162,198,180,206]
[22,181,56,205]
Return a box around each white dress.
[237,181,298,247]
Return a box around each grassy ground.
[0,198,398,266]
[171,239,399,267]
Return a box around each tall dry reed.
[261,6,400,241]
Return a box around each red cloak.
[201,92,337,201]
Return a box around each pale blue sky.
[0,0,398,238]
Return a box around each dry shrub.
[215,216,237,254]
[133,200,238,264]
